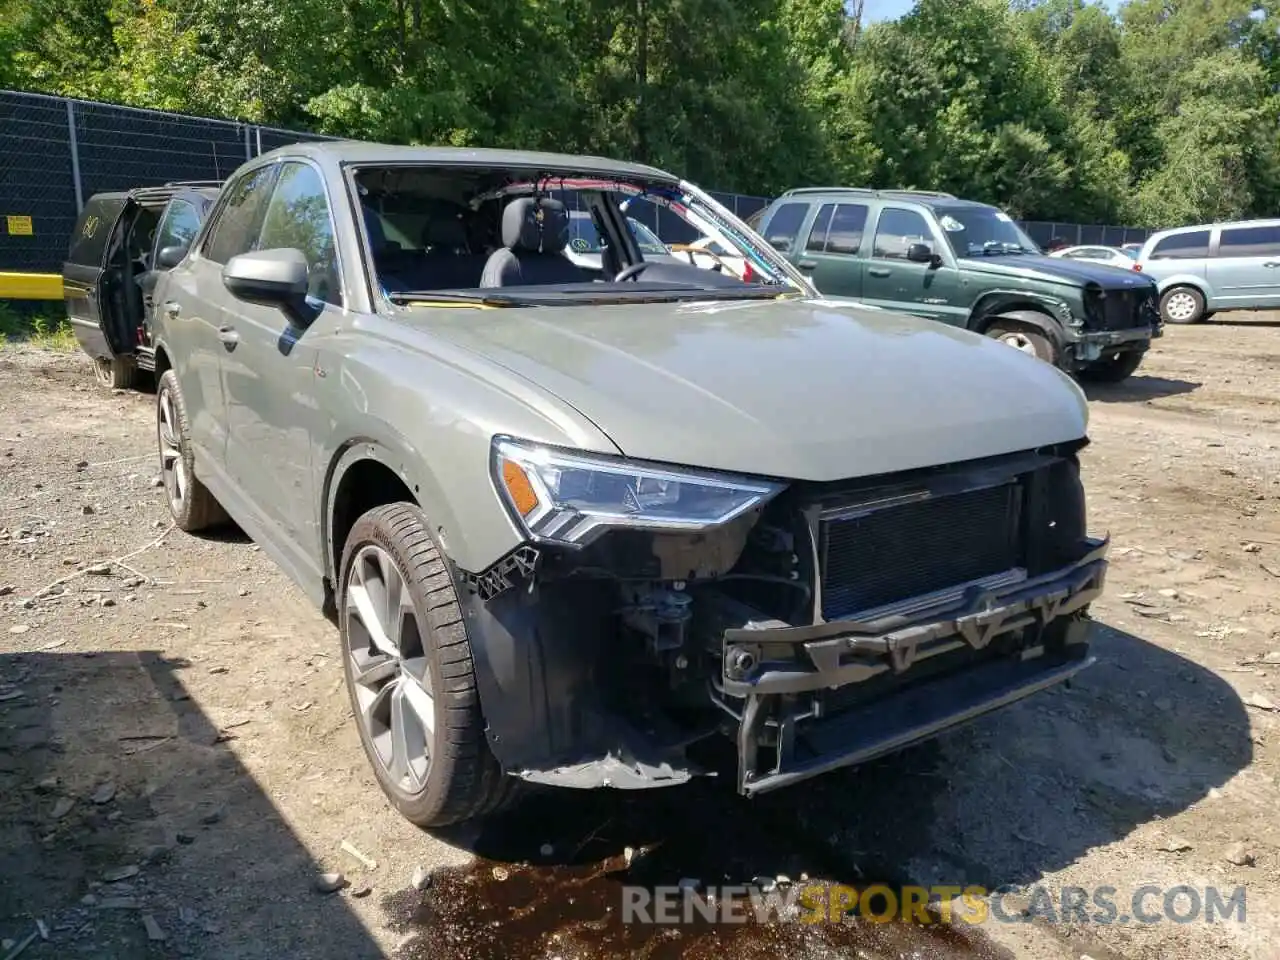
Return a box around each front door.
[1207,224,1280,309]
[796,201,870,299]
[219,159,343,581]
[860,206,966,326]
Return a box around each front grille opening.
[819,481,1023,621]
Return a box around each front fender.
[322,434,466,582]
[970,290,1075,333]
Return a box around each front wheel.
[1159,286,1205,325]
[1078,350,1145,383]
[339,503,516,827]
[985,321,1060,366]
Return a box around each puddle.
[386,773,1008,960]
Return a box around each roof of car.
[1147,217,1280,240]
[776,187,1004,212]
[259,140,681,184]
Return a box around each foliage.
[0,303,77,348]
[2,0,1278,226]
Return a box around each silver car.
[1135,219,1280,324]
[149,141,1109,827]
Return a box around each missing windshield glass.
[348,164,805,304]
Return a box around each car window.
[872,208,932,260]
[826,204,870,255]
[805,204,835,252]
[1218,225,1280,258]
[761,202,809,252]
[256,161,342,307]
[1149,230,1210,260]
[153,200,201,257]
[203,165,279,264]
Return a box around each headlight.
[491,437,785,546]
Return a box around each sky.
[862,0,1124,24]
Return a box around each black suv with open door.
[63,182,221,389]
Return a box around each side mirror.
[222,249,310,319]
[907,241,941,266]
[157,244,188,269]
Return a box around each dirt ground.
[2,317,1280,960]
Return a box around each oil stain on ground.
[385,766,1010,960]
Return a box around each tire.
[1159,286,1205,325]
[339,502,517,827]
[156,370,228,532]
[94,356,136,390]
[985,320,1060,366]
[1078,350,1145,383]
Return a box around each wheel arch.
[152,340,172,377]
[968,291,1068,336]
[1155,275,1211,300]
[321,435,467,598]
[974,304,1068,360]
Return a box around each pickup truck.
[62,182,221,388]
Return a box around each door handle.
[868,267,891,277]
[217,326,240,348]
[163,301,180,318]
[796,258,818,270]
[1264,262,1280,268]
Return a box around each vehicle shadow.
[1206,316,1280,329]
[384,620,1249,959]
[0,649,384,959]
[1082,375,1200,403]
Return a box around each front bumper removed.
[723,537,1109,795]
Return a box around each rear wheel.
[985,320,1060,366]
[1078,350,1145,383]
[156,370,227,531]
[94,356,136,390]
[1159,286,1205,324]
[340,503,517,827]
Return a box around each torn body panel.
[456,443,1107,795]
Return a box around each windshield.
[568,214,668,257]
[354,165,812,308]
[934,205,1040,257]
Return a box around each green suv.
[754,188,1162,382]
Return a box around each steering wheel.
[668,243,732,274]
[614,262,652,282]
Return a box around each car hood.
[961,254,1148,290]
[417,296,1088,482]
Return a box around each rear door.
[757,200,812,259]
[796,201,870,298]
[160,164,280,470]
[860,205,966,326]
[1207,224,1280,309]
[62,194,128,360]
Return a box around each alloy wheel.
[999,331,1039,356]
[157,384,187,515]
[344,544,436,793]
[1164,291,1197,322]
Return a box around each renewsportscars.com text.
[621,883,1247,926]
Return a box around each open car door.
[63,192,131,363]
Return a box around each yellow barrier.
[0,272,64,300]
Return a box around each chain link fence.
[0,90,336,273]
[1,89,1152,275]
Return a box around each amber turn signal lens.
[501,459,540,516]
